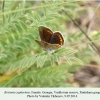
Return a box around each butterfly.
[35,26,64,53]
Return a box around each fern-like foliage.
[0,0,82,87]
[1,65,73,87]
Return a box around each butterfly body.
[35,26,64,52]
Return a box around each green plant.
[0,0,84,87]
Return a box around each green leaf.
[50,55,55,67]
[67,3,79,8]
[36,55,46,68]
[25,35,34,40]
[70,57,83,65]
[0,54,7,58]
[15,23,23,35]
[12,46,23,53]
[4,51,16,58]
[18,20,28,31]
[5,33,14,45]
[41,3,47,16]
[77,32,83,38]
[19,57,31,70]
[39,55,47,68]
[66,49,78,56]
[10,28,19,40]
[0,40,8,48]
[47,14,59,17]
[42,17,55,22]
[36,56,40,68]
[15,42,29,51]
[64,56,72,65]
[34,12,41,22]
[55,54,61,65]
[0,57,10,62]
[14,24,23,36]
[54,48,68,54]
[46,1,52,10]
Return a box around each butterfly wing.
[35,40,48,48]
[35,40,61,51]
[39,26,53,43]
[50,32,64,45]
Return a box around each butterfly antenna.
[62,9,100,56]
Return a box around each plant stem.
[2,0,5,22]
[62,9,100,56]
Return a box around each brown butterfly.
[35,26,64,53]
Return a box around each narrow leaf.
[4,51,16,58]
[64,56,72,65]
[70,57,83,65]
